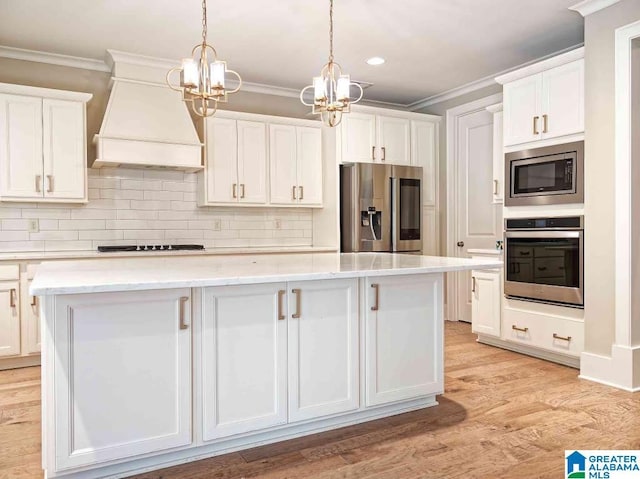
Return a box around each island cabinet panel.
[201,283,287,441]
[365,274,443,407]
[52,289,192,471]
[287,278,359,422]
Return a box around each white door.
[0,94,43,199]
[365,274,443,406]
[53,289,192,470]
[541,60,584,140]
[340,112,376,163]
[503,74,541,146]
[269,124,298,205]
[454,108,500,323]
[237,120,267,204]
[201,283,287,441]
[206,117,238,203]
[296,127,323,206]
[42,99,85,200]
[288,279,359,422]
[471,269,501,338]
[377,116,410,165]
[21,265,40,354]
[0,281,20,357]
[411,120,437,207]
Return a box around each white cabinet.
[486,103,504,203]
[288,278,359,422]
[0,280,20,358]
[411,120,438,206]
[0,85,91,203]
[21,264,40,355]
[203,117,267,205]
[471,269,502,338]
[269,124,322,206]
[339,110,411,165]
[52,289,192,470]
[365,274,443,406]
[500,53,584,147]
[201,283,287,440]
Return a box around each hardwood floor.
[2,321,639,479]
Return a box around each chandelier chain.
[202,0,208,45]
[329,0,334,63]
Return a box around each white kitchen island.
[31,252,502,479]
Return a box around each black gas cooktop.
[97,244,205,253]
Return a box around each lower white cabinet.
[288,278,359,422]
[365,274,443,406]
[201,283,288,441]
[51,289,192,470]
[471,269,502,338]
[21,264,40,355]
[0,280,20,357]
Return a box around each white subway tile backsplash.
[0,167,313,252]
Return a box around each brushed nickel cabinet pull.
[512,325,528,333]
[9,288,16,309]
[542,114,548,133]
[35,175,41,193]
[493,179,498,195]
[533,116,540,135]
[232,183,237,199]
[299,185,304,200]
[371,146,376,161]
[381,146,386,162]
[240,183,245,199]
[292,185,297,200]
[292,288,301,318]
[31,296,37,307]
[471,276,476,293]
[371,283,379,311]
[179,296,189,330]
[278,290,286,320]
[46,175,54,193]
[553,333,571,342]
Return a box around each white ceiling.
[0,0,584,106]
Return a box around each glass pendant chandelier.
[300,0,363,127]
[167,0,242,117]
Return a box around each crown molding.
[485,102,503,114]
[495,45,584,84]
[569,0,621,16]
[0,45,110,72]
[106,49,178,71]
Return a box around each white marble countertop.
[0,245,337,262]
[31,253,502,295]
[468,248,503,255]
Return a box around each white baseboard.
[579,345,640,392]
[477,334,580,368]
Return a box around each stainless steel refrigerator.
[340,163,423,253]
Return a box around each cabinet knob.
[299,185,304,200]
[371,146,376,161]
[533,116,540,135]
[179,296,189,330]
[35,175,41,193]
[457,241,464,247]
[46,175,54,193]
[370,283,379,311]
[292,288,301,318]
[292,185,297,200]
[542,114,549,134]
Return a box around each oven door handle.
[505,231,581,239]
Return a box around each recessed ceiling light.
[366,57,385,66]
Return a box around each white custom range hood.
[93,50,203,172]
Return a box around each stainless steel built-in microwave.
[505,141,584,206]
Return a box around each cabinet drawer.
[0,265,19,281]
[505,308,583,357]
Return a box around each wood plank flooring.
[2,321,639,479]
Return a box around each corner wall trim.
[0,45,111,72]
[569,0,622,16]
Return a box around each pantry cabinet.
[0,84,91,202]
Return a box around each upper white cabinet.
[0,84,91,203]
[498,49,584,148]
[376,116,411,165]
[340,112,376,163]
[269,124,322,206]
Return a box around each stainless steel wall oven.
[504,216,584,308]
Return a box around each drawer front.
[0,265,19,281]
[504,308,584,357]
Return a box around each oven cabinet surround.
[34,253,499,479]
[197,111,322,208]
[496,47,584,149]
[0,83,92,203]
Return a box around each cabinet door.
[541,59,584,139]
[288,279,358,422]
[202,283,287,441]
[206,117,238,203]
[21,269,40,355]
[377,116,410,165]
[296,127,323,206]
[53,289,192,470]
[340,112,376,163]
[365,274,443,406]
[0,281,20,357]
[471,270,501,338]
[411,120,437,206]
[0,94,43,199]
[269,124,298,205]
[42,99,85,200]
[503,74,541,146]
[492,111,504,203]
[237,120,267,204]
